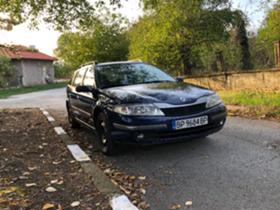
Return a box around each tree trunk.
[180,45,193,75]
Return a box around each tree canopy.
[54,21,129,70]
[257,1,280,67]
[129,0,249,75]
[0,0,121,31]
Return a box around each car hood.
[103,82,214,105]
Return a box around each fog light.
[137,133,144,139]
[220,120,224,125]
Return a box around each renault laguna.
[66,61,227,155]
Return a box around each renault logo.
[179,97,196,103]
[180,97,186,102]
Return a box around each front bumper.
[108,104,227,145]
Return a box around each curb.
[39,108,139,210]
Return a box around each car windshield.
[96,63,175,89]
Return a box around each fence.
[184,68,280,91]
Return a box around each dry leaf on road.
[45,186,57,192]
[42,203,55,210]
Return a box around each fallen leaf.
[104,168,111,174]
[138,176,146,180]
[129,176,136,180]
[42,203,55,210]
[185,201,193,207]
[45,186,57,192]
[50,180,58,184]
[71,201,80,207]
[19,176,28,180]
[170,204,181,210]
[23,172,30,176]
[25,183,37,187]
[57,180,64,185]
[28,166,37,171]
[140,188,146,195]
[138,201,150,209]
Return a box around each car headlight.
[206,94,222,108]
[112,104,165,116]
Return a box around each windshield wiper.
[141,80,173,84]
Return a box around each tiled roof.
[0,45,56,61]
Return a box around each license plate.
[172,116,208,130]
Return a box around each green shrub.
[54,62,73,79]
[0,56,14,87]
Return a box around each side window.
[73,68,87,86]
[83,67,95,87]
[70,71,77,85]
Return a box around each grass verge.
[0,82,67,99]
[219,91,280,106]
[219,90,280,121]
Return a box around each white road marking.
[47,116,55,122]
[111,195,139,210]
[43,111,49,116]
[67,144,91,162]
[54,127,66,135]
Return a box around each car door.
[68,67,87,120]
[78,65,97,126]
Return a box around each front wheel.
[96,113,118,155]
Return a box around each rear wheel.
[96,112,118,155]
[67,107,80,129]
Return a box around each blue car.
[66,61,227,155]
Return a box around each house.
[0,44,56,87]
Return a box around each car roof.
[74,61,144,73]
[96,61,143,67]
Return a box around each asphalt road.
[0,88,66,110]
[1,88,280,210]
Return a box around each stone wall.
[185,68,280,91]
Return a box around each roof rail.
[79,61,97,68]
[128,59,143,62]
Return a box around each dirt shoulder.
[49,109,150,210]
[0,109,110,210]
[226,105,280,122]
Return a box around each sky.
[0,0,271,56]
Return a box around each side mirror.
[175,77,184,83]
[76,85,92,93]
[91,88,100,98]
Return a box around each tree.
[54,21,129,70]
[54,62,73,78]
[257,2,280,67]
[0,56,14,87]
[0,0,122,31]
[129,0,237,75]
[233,11,252,70]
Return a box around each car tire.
[67,107,81,129]
[96,112,118,156]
